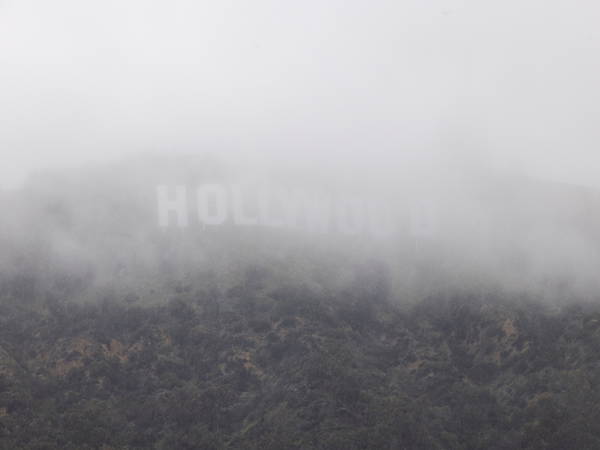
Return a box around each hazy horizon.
[2,0,600,190]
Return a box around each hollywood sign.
[157,185,436,238]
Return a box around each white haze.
[1,0,600,189]
[0,1,599,304]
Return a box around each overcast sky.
[1,0,599,189]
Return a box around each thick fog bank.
[0,154,599,305]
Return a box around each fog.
[1,1,600,303]
[2,0,600,188]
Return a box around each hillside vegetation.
[1,260,600,449]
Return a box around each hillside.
[2,266,600,449]
[1,159,600,449]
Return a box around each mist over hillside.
[4,0,600,447]
[1,154,599,308]
[2,156,600,449]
